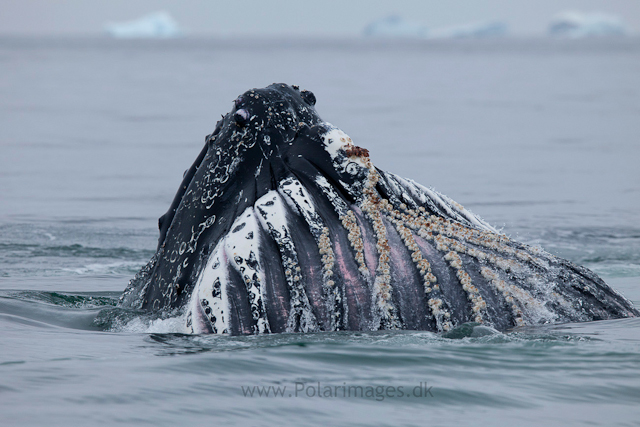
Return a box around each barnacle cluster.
[320,126,556,330]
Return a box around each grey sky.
[1,0,639,36]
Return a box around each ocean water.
[1,37,640,426]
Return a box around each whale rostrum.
[119,83,638,334]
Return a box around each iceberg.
[549,11,627,37]
[362,16,508,40]
[105,11,182,39]
[429,21,508,39]
[363,15,428,39]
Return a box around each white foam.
[62,261,144,275]
[116,313,190,334]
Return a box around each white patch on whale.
[189,240,230,334]
[255,191,318,333]
[224,207,270,334]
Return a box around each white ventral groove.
[189,239,229,334]
[225,207,270,334]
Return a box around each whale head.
[120,83,639,335]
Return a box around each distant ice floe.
[549,11,627,38]
[363,15,427,39]
[105,11,182,39]
[363,15,507,39]
[428,21,508,39]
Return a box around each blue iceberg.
[363,16,508,40]
[363,15,428,39]
[549,11,627,37]
[105,11,182,39]
[429,21,508,39]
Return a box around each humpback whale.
[119,83,638,334]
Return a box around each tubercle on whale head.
[203,83,321,157]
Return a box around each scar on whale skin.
[119,83,639,335]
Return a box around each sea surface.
[1,37,639,426]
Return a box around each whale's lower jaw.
[174,127,637,335]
